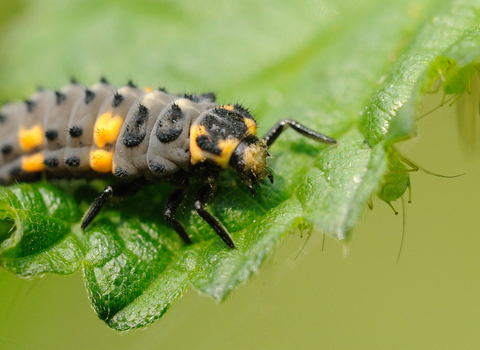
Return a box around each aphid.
[375,149,414,215]
[374,147,463,263]
[376,147,463,214]
[0,79,337,248]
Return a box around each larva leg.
[263,119,337,147]
[81,180,144,230]
[164,189,192,244]
[194,183,235,249]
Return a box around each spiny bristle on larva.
[127,80,137,88]
[112,92,124,108]
[45,129,58,141]
[68,126,83,138]
[55,91,66,105]
[24,100,36,112]
[84,89,96,104]
[100,77,109,84]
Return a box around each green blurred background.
[1,0,480,349]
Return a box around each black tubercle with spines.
[112,92,124,108]
[1,144,12,155]
[123,104,149,147]
[65,156,80,167]
[68,126,83,138]
[84,89,96,104]
[44,157,59,168]
[45,129,58,141]
[55,91,66,105]
[24,100,36,112]
[156,103,184,143]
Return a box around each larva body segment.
[0,103,27,166]
[43,82,87,175]
[113,90,178,181]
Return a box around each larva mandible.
[0,78,337,248]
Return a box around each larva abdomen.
[0,80,217,185]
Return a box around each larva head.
[190,104,272,194]
[229,134,272,195]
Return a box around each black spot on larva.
[114,167,129,178]
[65,156,80,167]
[201,112,248,140]
[231,104,254,120]
[9,166,21,176]
[45,129,58,141]
[123,104,149,147]
[156,104,184,143]
[68,126,83,138]
[184,93,216,103]
[201,92,216,102]
[44,157,59,168]
[70,77,78,84]
[24,100,36,112]
[148,161,166,173]
[112,92,124,108]
[1,144,13,155]
[196,135,222,156]
[84,89,96,104]
[215,107,244,123]
[0,113,7,124]
[100,77,109,84]
[127,80,137,88]
[55,91,66,105]
[158,87,167,93]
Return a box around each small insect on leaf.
[376,147,464,215]
[376,148,413,215]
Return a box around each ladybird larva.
[0,79,337,248]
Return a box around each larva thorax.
[0,80,268,187]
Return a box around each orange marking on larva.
[243,118,257,136]
[190,125,208,165]
[189,124,241,168]
[220,105,235,111]
[89,149,113,173]
[93,113,124,149]
[143,86,153,93]
[22,152,45,172]
[19,125,44,152]
[216,138,241,168]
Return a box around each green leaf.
[0,183,83,276]
[0,0,479,330]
